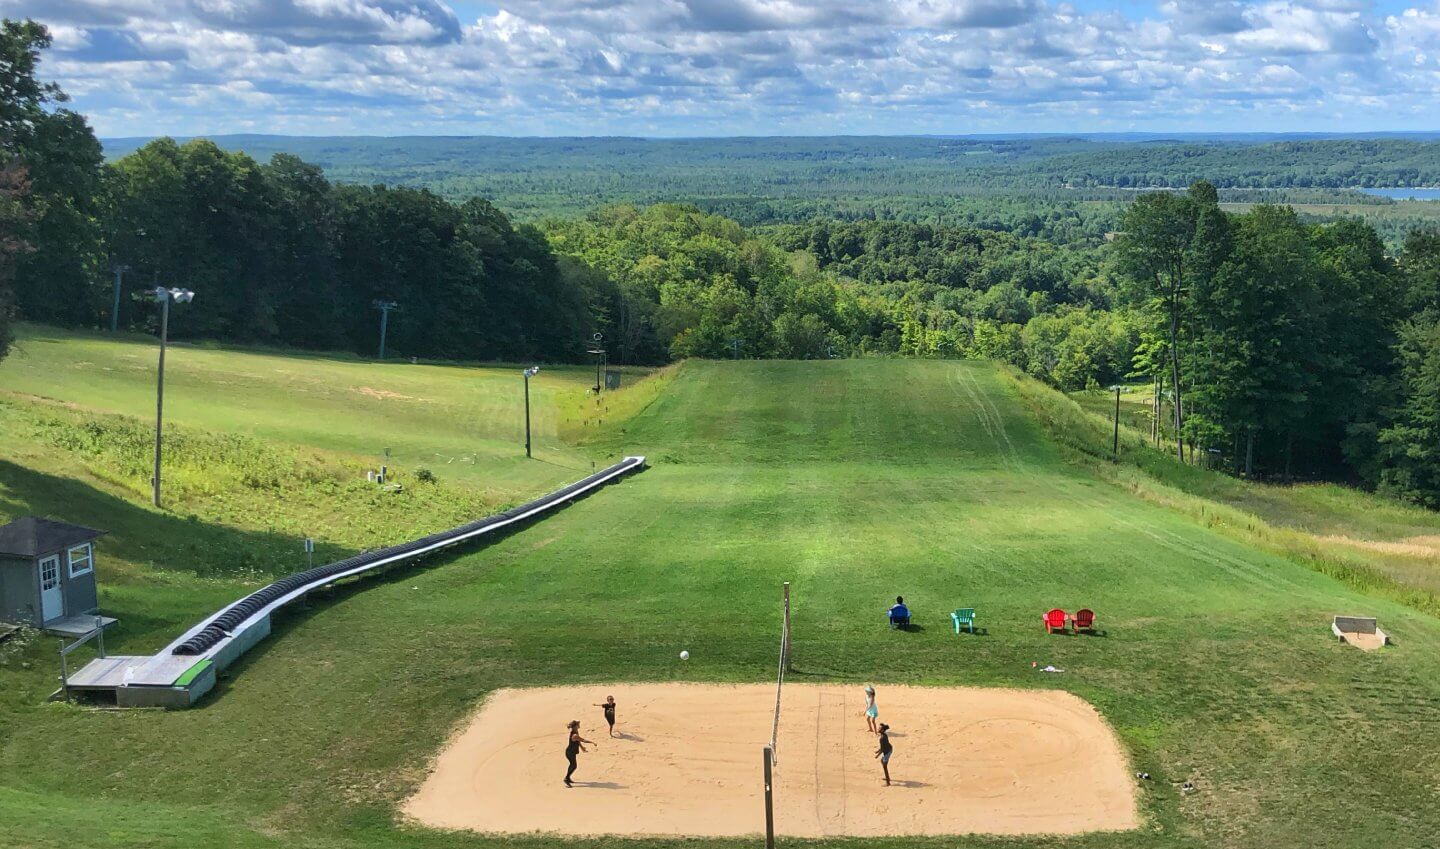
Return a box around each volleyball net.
[768,582,792,766]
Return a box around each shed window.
[67,543,93,578]
[40,555,59,590]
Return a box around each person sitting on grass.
[887,596,911,628]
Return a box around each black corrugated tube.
[173,457,642,656]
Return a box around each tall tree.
[1114,186,1203,459]
[1,20,104,328]
[0,160,28,358]
[1378,230,1440,505]
[1186,205,1312,475]
[1378,316,1440,506]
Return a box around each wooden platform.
[43,614,118,638]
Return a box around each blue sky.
[9,0,1440,137]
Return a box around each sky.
[9,0,1440,137]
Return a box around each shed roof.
[0,517,106,558]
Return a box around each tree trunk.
[1244,429,1255,477]
[1284,433,1293,482]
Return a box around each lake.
[1356,187,1440,201]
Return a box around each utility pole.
[151,284,195,508]
[1111,385,1122,459]
[523,366,539,457]
[588,332,605,393]
[373,300,399,359]
[110,265,129,332]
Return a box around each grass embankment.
[1061,379,1440,614]
[1,331,1439,849]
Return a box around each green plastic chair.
[951,608,976,634]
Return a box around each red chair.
[1044,608,1069,634]
[1073,608,1096,633]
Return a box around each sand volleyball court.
[403,683,1138,838]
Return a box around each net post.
[763,745,776,849]
[782,582,791,672]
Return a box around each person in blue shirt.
[887,596,910,628]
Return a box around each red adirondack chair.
[1073,608,1096,633]
[1044,608,1068,634]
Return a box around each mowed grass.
[1,341,1440,849]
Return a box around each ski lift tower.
[588,332,606,393]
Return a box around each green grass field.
[3,327,1440,848]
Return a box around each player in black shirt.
[564,720,594,786]
[594,695,617,737]
[875,723,894,786]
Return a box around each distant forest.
[5,18,1440,504]
[96,133,1440,245]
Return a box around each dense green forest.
[5,18,1440,503]
[98,133,1440,241]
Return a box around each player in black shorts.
[875,723,894,786]
[564,720,594,786]
[594,695,618,737]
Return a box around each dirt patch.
[1337,630,1386,651]
[354,386,424,402]
[403,683,1138,838]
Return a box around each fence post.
[58,639,70,702]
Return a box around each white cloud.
[188,0,462,44]
[8,0,1440,135]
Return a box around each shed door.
[39,555,63,622]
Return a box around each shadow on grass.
[200,466,646,706]
[0,460,334,649]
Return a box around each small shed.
[0,517,109,632]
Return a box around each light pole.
[373,300,399,359]
[152,286,195,508]
[1110,384,1123,459]
[110,265,130,332]
[522,366,540,458]
[588,333,605,393]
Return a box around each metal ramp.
[67,456,645,708]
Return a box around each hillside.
[2,331,1439,848]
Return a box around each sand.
[1338,630,1387,651]
[402,683,1138,838]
